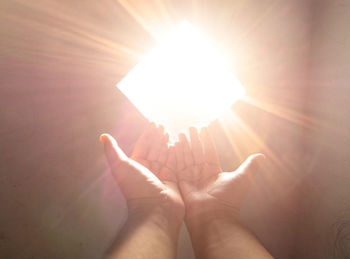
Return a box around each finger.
[166,146,177,171]
[175,141,185,171]
[100,133,163,199]
[159,147,177,182]
[131,122,156,160]
[152,131,170,174]
[235,154,265,178]
[189,127,204,164]
[147,125,163,161]
[158,133,170,165]
[179,132,194,166]
[226,154,265,200]
[151,161,161,174]
[100,133,128,167]
[158,124,165,134]
[100,134,130,182]
[200,127,220,165]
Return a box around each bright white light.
[118,20,245,135]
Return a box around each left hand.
[100,123,185,224]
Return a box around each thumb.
[100,133,129,171]
[208,154,266,208]
[235,153,265,179]
[226,154,265,202]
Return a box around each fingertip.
[146,122,157,135]
[199,127,209,137]
[100,133,115,145]
[163,132,170,142]
[200,127,213,146]
[146,123,159,139]
[178,132,187,142]
[202,126,209,132]
[149,122,156,129]
[245,153,266,173]
[101,134,114,158]
[99,134,107,144]
[189,126,197,133]
[249,153,266,163]
[258,153,266,160]
[189,126,199,137]
[158,124,165,133]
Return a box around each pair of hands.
[100,122,265,228]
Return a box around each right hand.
[174,127,265,224]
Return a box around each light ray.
[117,0,164,41]
[2,4,140,61]
[219,109,296,175]
[242,96,315,129]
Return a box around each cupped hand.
[100,123,185,222]
[174,127,265,223]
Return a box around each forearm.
[106,212,181,259]
[186,211,273,259]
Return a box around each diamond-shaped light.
[118,20,245,135]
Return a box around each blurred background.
[0,0,349,258]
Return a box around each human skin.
[174,127,274,259]
[100,123,184,259]
[101,122,273,259]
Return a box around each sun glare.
[117,20,245,135]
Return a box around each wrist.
[185,209,261,259]
[185,201,241,230]
[107,204,182,259]
[127,200,183,239]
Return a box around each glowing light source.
[118,20,245,135]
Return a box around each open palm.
[101,123,184,220]
[175,127,265,220]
